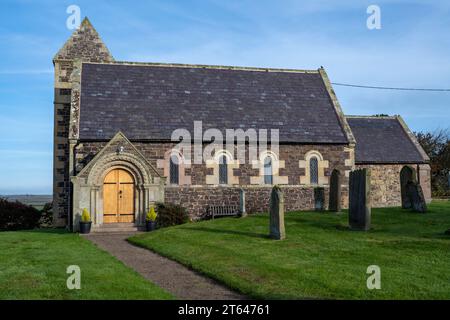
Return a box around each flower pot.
[146,221,156,232]
[79,221,92,234]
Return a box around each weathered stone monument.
[314,187,325,211]
[269,185,285,240]
[349,168,371,231]
[405,181,427,213]
[329,169,341,212]
[239,188,247,217]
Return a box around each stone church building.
[53,18,431,231]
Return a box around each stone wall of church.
[74,141,353,218]
[52,88,72,225]
[52,18,114,226]
[165,186,329,218]
[355,163,432,207]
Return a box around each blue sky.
[0,0,449,194]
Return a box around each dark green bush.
[39,202,53,227]
[0,198,41,231]
[155,202,189,228]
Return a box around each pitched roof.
[346,116,429,164]
[78,62,349,143]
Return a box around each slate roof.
[78,62,349,143]
[346,116,428,164]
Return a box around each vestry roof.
[347,116,428,164]
[78,62,349,143]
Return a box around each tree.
[415,129,450,197]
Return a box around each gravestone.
[400,166,414,209]
[349,168,371,231]
[329,169,341,212]
[239,188,247,217]
[269,186,285,240]
[405,181,427,213]
[314,187,325,211]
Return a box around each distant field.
[1,195,52,210]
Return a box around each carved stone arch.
[213,149,234,164]
[87,152,153,186]
[71,151,165,232]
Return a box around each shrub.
[0,198,41,231]
[155,202,189,228]
[39,202,53,227]
[81,208,91,222]
[146,206,157,222]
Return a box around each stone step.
[91,223,140,233]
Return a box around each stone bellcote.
[53,17,114,88]
[54,17,113,63]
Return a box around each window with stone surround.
[299,150,329,186]
[157,149,191,186]
[251,151,288,185]
[206,150,239,185]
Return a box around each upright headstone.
[269,186,285,240]
[349,168,371,231]
[314,187,325,211]
[239,188,247,217]
[329,169,341,212]
[406,181,427,213]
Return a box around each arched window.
[169,155,179,184]
[310,156,318,184]
[219,155,228,184]
[264,156,273,185]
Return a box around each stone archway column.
[90,187,96,224]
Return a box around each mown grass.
[0,229,173,299]
[129,201,450,299]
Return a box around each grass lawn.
[129,201,450,299]
[0,229,172,299]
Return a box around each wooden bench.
[207,205,240,219]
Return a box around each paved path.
[84,232,245,300]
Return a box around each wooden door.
[103,169,135,223]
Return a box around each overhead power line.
[331,82,450,92]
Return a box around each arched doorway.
[400,166,416,209]
[329,169,341,212]
[103,169,135,223]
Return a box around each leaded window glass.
[264,157,273,185]
[219,155,228,184]
[310,157,319,184]
[169,155,179,184]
